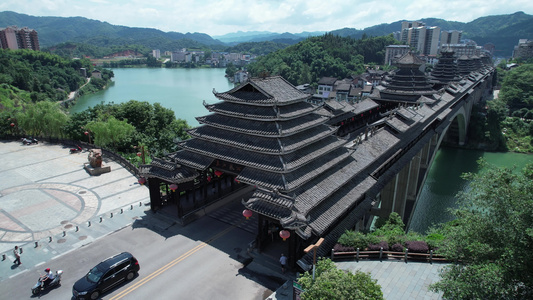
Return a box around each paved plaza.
[0,140,447,299]
[0,140,150,281]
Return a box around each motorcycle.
[21,137,38,145]
[70,145,83,154]
[31,270,63,296]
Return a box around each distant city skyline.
[1,0,532,36]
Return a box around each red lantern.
[137,152,142,157]
[10,123,15,127]
[242,209,252,219]
[84,131,89,135]
[214,170,223,177]
[207,176,212,182]
[169,183,178,192]
[279,230,290,241]
[138,177,146,185]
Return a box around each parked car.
[72,252,140,299]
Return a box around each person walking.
[279,253,288,274]
[13,246,21,265]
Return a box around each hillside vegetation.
[0,49,92,102]
[1,11,531,57]
[246,34,399,86]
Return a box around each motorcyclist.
[40,268,54,289]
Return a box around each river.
[70,68,234,127]
[70,68,533,234]
[408,148,533,233]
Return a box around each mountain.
[0,11,225,49]
[330,12,533,56]
[1,11,531,57]
[214,30,325,44]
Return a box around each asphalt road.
[0,212,275,300]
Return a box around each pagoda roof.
[395,51,426,67]
[167,150,214,170]
[139,157,199,183]
[196,113,329,137]
[204,100,318,121]
[237,146,352,191]
[187,124,337,154]
[177,135,347,173]
[213,76,310,105]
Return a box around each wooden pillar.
[147,178,161,211]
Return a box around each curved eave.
[187,125,337,154]
[204,101,319,121]
[236,147,353,192]
[139,163,199,183]
[177,135,347,173]
[196,113,330,137]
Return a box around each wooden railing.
[331,247,449,263]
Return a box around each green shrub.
[338,230,368,249]
[426,233,445,250]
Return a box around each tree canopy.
[499,63,533,113]
[246,33,400,86]
[0,49,91,102]
[430,161,533,299]
[297,258,383,300]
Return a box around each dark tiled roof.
[167,150,214,170]
[214,76,309,105]
[178,135,347,173]
[318,77,338,85]
[238,147,353,192]
[196,113,329,137]
[205,100,317,120]
[139,158,199,182]
[188,125,337,154]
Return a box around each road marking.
[109,220,242,300]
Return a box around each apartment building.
[0,26,40,50]
[513,39,533,59]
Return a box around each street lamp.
[304,237,324,280]
[134,145,148,164]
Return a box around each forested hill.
[246,34,399,86]
[0,49,93,103]
[330,11,533,57]
[0,11,225,49]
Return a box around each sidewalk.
[0,140,150,281]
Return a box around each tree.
[430,161,533,299]
[16,101,69,137]
[85,116,135,149]
[298,258,383,300]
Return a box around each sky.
[2,0,533,37]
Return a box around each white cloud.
[1,0,532,35]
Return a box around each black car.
[72,252,140,299]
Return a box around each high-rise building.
[384,45,410,65]
[0,26,40,50]
[513,39,533,59]
[400,22,440,56]
[441,30,462,45]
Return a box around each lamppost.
[134,145,148,164]
[83,128,92,144]
[304,237,324,280]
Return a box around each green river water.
[69,68,533,234]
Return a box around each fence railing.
[331,247,450,263]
